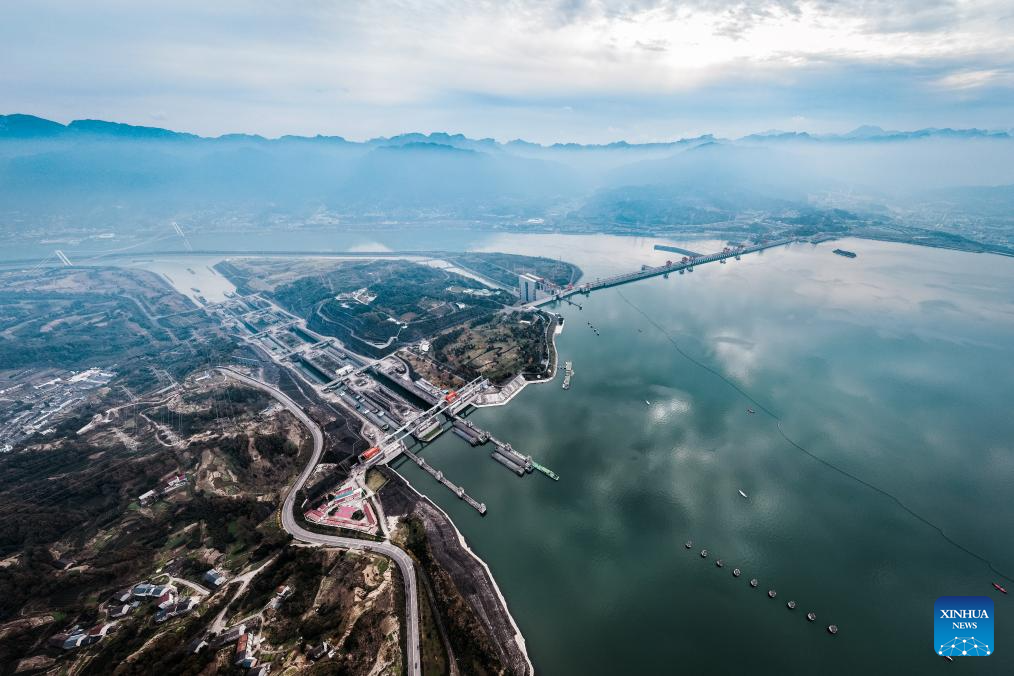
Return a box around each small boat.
[768,590,777,598]
[787,601,796,610]
[807,612,816,622]
[732,568,741,577]
[715,559,724,568]
[993,582,1008,594]
[942,656,954,662]
[827,624,839,635]
[645,400,651,406]
[739,490,748,499]
[747,408,756,414]
[700,549,708,558]
[684,541,693,549]
[749,578,759,588]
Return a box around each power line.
[616,288,1013,583]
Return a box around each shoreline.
[384,468,536,676]
[474,310,562,408]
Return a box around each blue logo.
[935,596,994,657]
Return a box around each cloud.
[934,69,1012,91]
[0,0,1012,141]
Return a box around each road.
[218,367,422,676]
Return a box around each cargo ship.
[530,459,560,481]
[833,248,857,258]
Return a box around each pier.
[402,448,487,514]
[490,437,533,473]
[561,361,573,390]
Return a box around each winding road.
[218,367,421,676]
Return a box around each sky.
[2,0,1013,143]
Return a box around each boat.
[832,249,857,258]
[700,549,708,558]
[942,656,954,662]
[749,578,758,588]
[732,568,741,577]
[684,541,693,549]
[715,559,724,568]
[531,460,560,481]
[807,612,817,622]
[645,400,651,406]
[739,490,748,499]
[993,582,1008,594]
[746,408,756,414]
[768,590,777,598]
[787,601,797,610]
[827,624,839,635]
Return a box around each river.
[397,237,1014,674]
[15,229,1013,673]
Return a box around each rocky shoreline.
[379,468,534,676]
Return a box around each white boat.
[645,400,651,406]
[738,490,748,498]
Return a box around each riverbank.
[474,310,561,407]
[379,468,534,676]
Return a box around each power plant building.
[519,273,540,303]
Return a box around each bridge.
[363,377,491,466]
[528,237,797,307]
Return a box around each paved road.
[218,367,421,676]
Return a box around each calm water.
[19,229,1013,672]
[400,238,1014,674]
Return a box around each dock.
[450,418,490,446]
[491,451,526,476]
[402,448,487,514]
[490,437,533,473]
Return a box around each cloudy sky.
[2,0,1013,142]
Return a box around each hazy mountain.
[2,114,1013,249]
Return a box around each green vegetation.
[401,517,503,676]
[428,310,553,385]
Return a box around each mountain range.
[2,113,1013,251]
[2,113,1010,148]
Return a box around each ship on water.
[833,248,857,258]
[529,458,560,481]
[562,361,573,390]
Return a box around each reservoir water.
[14,229,1012,672]
[397,238,1014,674]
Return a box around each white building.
[518,273,540,303]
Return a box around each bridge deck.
[530,237,796,307]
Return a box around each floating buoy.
[715,559,724,568]
[807,612,817,622]
[685,541,693,549]
[768,590,777,598]
[787,601,797,610]
[750,578,759,588]
[733,568,741,577]
[827,624,838,636]
[700,549,708,558]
